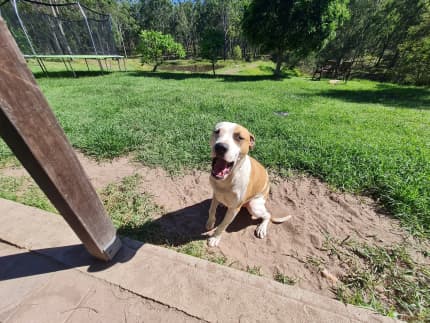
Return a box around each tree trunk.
[212,61,216,76]
[152,63,159,72]
[274,52,283,77]
[222,1,228,61]
[388,50,400,69]
[374,38,390,67]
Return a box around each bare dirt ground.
[2,153,428,298]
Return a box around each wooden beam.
[0,17,121,261]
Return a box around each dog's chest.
[213,183,245,207]
[211,157,251,208]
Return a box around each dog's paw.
[207,236,221,247]
[255,222,268,239]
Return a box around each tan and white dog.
[206,121,291,247]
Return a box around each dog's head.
[210,121,255,180]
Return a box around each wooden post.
[0,17,121,261]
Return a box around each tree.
[318,0,380,65]
[200,29,224,75]
[138,30,185,72]
[242,0,349,76]
[196,0,250,59]
[135,0,174,35]
[396,5,430,85]
[171,0,200,56]
[233,45,242,60]
[319,0,429,85]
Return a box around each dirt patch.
[1,153,210,210]
[149,173,424,298]
[2,154,427,299]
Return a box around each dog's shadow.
[120,199,259,247]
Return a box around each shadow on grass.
[318,83,430,110]
[129,71,286,82]
[33,70,111,78]
[118,199,258,247]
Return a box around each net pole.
[61,58,70,72]
[37,57,48,76]
[117,22,127,71]
[77,1,103,71]
[67,59,76,77]
[97,58,104,73]
[49,0,72,55]
[112,15,127,59]
[12,0,47,75]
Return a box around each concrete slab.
[0,198,398,322]
[0,245,55,322]
[0,243,199,323]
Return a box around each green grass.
[335,241,430,321]
[0,145,18,168]
[175,240,227,265]
[0,175,56,212]
[0,59,429,237]
[100,174,227,264]
[274,271,296,285]
[100,174,166,243]
[246,265,263,276]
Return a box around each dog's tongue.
[213,158,229,177]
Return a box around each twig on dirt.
[281,253,306,264]
[61,306,99,314]
[228,260,240,267]
[321,268,339,284]
[340,235,351,246]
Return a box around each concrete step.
[0,198,398,322]
[0,242,199,322]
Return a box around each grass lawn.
[0,59,429,238]
[0,59,429,320]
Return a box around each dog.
[205,121,291,247]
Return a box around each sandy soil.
[2,153,426,297]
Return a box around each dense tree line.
[319,0,430,85]
[78,0,429,85]
[78,0,250,59]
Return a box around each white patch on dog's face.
[210,122,255,180]
[211,122,240,163]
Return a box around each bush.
[233,45,242,60]
[138,30,185,72]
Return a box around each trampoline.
[0,0,127,76]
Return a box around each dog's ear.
[249,133,255,150]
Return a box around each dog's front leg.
[206,197,219,231]
[208,207,239,247]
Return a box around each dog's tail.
[271,215,292,223]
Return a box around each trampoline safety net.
[0,0,119,57]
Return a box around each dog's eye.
[234,133,244,141]
[214,129,220,135]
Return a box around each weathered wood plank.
[0,17,121,261]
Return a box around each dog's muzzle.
[211,157,234,180]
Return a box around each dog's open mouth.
[211,158,234,179]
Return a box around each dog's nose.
[214,143,228,155]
